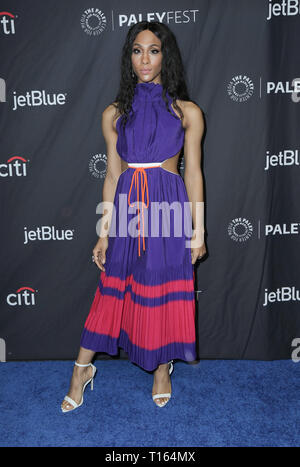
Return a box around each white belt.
[127,161,163,168]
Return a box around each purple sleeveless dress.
[80,82,197,371]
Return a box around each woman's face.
[131,29,162,84]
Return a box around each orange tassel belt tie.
[127,161,163,257]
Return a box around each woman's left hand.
[191,242,207,264]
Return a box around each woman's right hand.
[92,237,109,271]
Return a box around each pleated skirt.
[80,166,197,371]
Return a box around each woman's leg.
[61,346,96,411]
[152,363,172,406]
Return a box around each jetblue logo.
[267,0,300,20]
[13,90,67,110]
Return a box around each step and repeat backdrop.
[1,0,300,361]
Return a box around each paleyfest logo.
[89,153,107,179]
[228,218,300,241]
[228,218,254,242]
[80,8,107,35]
[227,75,254,102]
[227,74,300,103]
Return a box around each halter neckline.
[134,81,165,101]
[136,81,162,87]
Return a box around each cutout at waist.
[121,153,180,176]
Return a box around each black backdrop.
[1,0,300,362]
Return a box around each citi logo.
[0,155,29,177]
[13,90,67,110]
[7,286,37,306]
[24,226,74,244]
[0,11,16,35]
[267,0,300,20]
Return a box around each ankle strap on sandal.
[74,361,91,367]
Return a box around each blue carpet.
[0,359,299,447]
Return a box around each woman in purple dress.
[61,21,206,412]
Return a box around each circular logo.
[89,153,107,179]
[227,75,254,102]
[228,217,253,242]
[80,8,107,36]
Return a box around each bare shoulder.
[175,99,204,130]
[102,101,120,132]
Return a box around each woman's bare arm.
[98,103,122,239]
[181,101,206,262]
[92,103,122,271]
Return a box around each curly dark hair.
[113,21,193,128]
